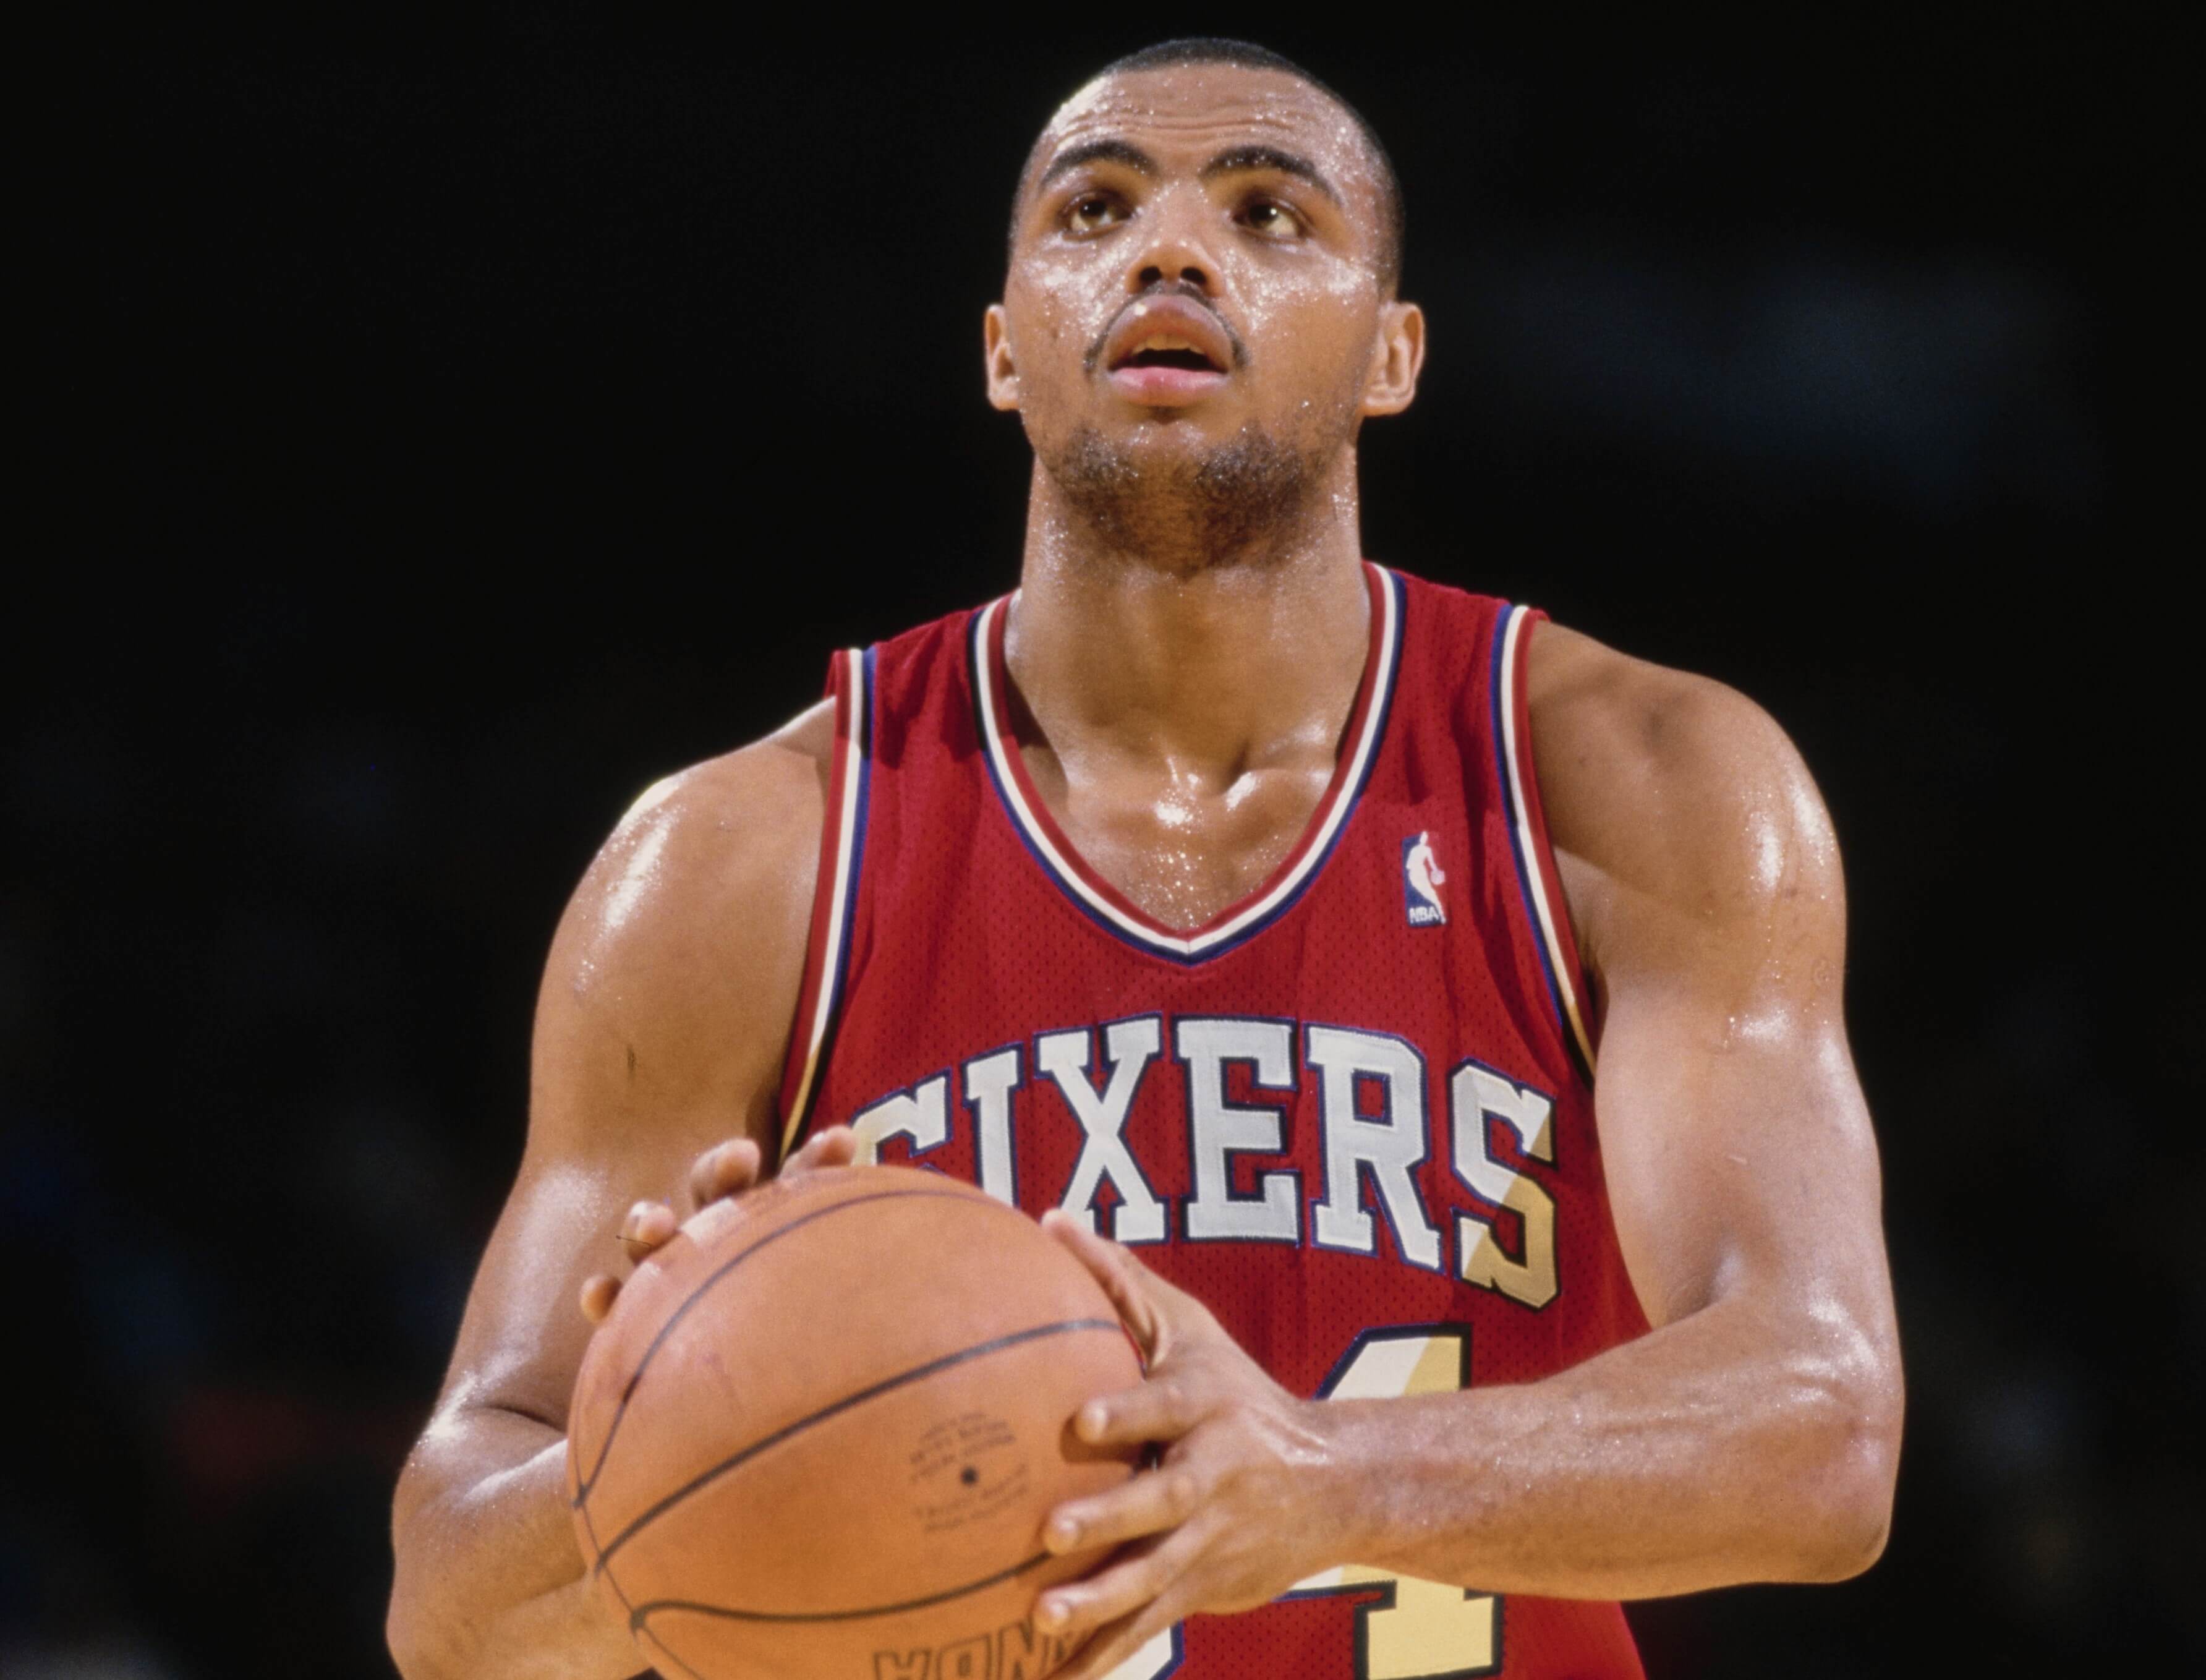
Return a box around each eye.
[1238,198,1305,239]
[1063,192,1128,235]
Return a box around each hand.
[576,1126,859,1323]
[1033,1214,1359,1678]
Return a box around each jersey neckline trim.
[969,562,1403,965]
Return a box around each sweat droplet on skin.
[601,818,672,934]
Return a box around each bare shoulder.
[1523,621,1844,986]
[528,699,837,1157]
[555,698,835,971]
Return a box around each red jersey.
[777,565,1649,1680]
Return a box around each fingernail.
[1049,1516,1080,1550]
[1078,1404,1107,1439]
[1037,1597,1067,1629]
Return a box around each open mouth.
[1100,299,1237,404]
[1112,339,1226,375]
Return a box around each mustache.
[1083,283,1250,373]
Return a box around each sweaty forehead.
[1025,66,1378,196]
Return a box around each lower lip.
[1107,365,1228,405]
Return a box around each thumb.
[1040,1211,1206,1366]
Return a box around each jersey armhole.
[1497,607,1600,1081]
[774,645,874,1161]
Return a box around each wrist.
[1301,1396,1395,1568]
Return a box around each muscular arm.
[385,706,830,1680]
[1323,622,1901,1595]
[1037,624,1902,1664]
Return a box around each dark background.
[12,14,2197,1678]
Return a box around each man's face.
[988,64,1418,522]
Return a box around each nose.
[1125,189,1218,297]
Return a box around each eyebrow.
[1036,139,1159,190]
[1199,145,1339,205]
[1033,139,1340,208]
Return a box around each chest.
[779,577,1644,1402]
[819,727,1589,1288]
[808,811,1630,1398]
[1019,748,1337,931]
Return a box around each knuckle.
[1211,1397,1260,1438]
[1163,1467,1201,1516]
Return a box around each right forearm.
[390,1410,642,1680]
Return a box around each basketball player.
[388,38,1902,1680]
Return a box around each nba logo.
[1402,832,1447,926]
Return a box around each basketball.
[566,1164,1143,1680]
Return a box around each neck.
[1007,450,1372,783]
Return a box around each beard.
[1036,419,1336,576]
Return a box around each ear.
[984,304,1020,411]
[1360,301,1425,417]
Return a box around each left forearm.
[1322,1295,1899,1600]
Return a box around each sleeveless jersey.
[777,565,1650,1680]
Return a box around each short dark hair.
[1015,37,1405,288]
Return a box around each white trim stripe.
[1497,607,1597,1072]
[779,647,869,1158]
[974,567,1401,961]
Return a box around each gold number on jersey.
[1103,1324,1500,1680]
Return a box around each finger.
[1104,1242,1217,1342]
[1034,1535,1177,1642]
[784,1125,859,1176]
[620,1199,679,1256]
[1040,1211,1168,1360]
[1045,1464,1201,1554]
[1072,1373,1209,1448]
[578,1273,621,1324]
[1050,1596,1186,1680]
[688,1139,764,1208]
